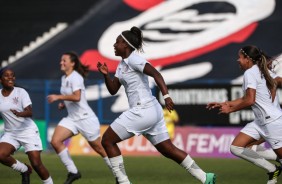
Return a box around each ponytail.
[121,26,144,53]
[241,46,276,92]
[64,51,89,78]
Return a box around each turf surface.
[0,152,277,184]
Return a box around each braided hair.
[240,45,276,92]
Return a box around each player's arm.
[275,76,282,87]
[220,88,255,114]
[97,61,121,95]
[10,105,33,117]
[143,63,174,111]
[47,90,81,103]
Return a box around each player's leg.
[149,134,215,184]
[27,151,53,184]
[247,138,278,161]
[267,148,282,184]
[102,124,134,184]
[231,132,277,171]
[50,124,80,183]
[88,137,112,169]
[274,148,282,166]
[79,116,112,170]
[265,119,282,184]
[0,140,32,184]
[231,131,281,184]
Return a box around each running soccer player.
[47,51,112,184]
[97,26,216,184]
[0,68,53,184]
[207,45,282,184]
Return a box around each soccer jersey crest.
[12,97,19,105]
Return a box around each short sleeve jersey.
[60,70,95,120]
[269,70,281,109]
[115,52,155,108]
[0,87,37,131]
[243,65,282,125]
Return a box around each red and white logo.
[81,0,275,73]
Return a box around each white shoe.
[267,179,277,184]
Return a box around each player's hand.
[165,97,174,112]
[47,94,58,103]
[97,62,109,75]
[206,102,222,110]
[219,103,231,114]
[58,102,65,110]
[10,109,20,117]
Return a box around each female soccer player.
[207,45,282,184]
[47,51,112,184]
[97,26,216,184]
[0,68,53,184]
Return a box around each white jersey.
[243,65,282,125]
[60,70,95,121]
[115,52,155,108]
[269,71,282,109]
[0,87,38,132]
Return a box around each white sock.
[42,176,53,184]
[230,145,276,172]
[58,148,78,174]
[180,155,206,183]
[11,160,28,173]
[109,155,130,184]
[251,145,278,160]
[103,157,112,169]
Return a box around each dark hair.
[63,51,89,78]
[121,26,144,52]
[0,67,10,78]
[240,45,276,91]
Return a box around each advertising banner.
[68,125,243,158]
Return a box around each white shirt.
[61,70,95,120]
[269,71,282,109]
[0,87,37,132]
[243,65,282,125]
[115,52,156,108]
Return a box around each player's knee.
[31,162,42,170]
[50,138,60,149]
[101,135,110,149]
[0,151,9,162]
[230,145,243,156]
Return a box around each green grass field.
[0,152,277,184]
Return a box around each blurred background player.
[0,68,53,184]
[163,107,179,140]
[47,52,112,184]
[97,26,216,184]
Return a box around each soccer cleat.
[267,166,282,184]
[204,173,216,184]
[21,164,32,184]
[115,179,132,184]
[64,171,81,184]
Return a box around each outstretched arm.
[47,90,81,103]
[97,62,121,95]
[207,88,256,114]
[143,63,174,111]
